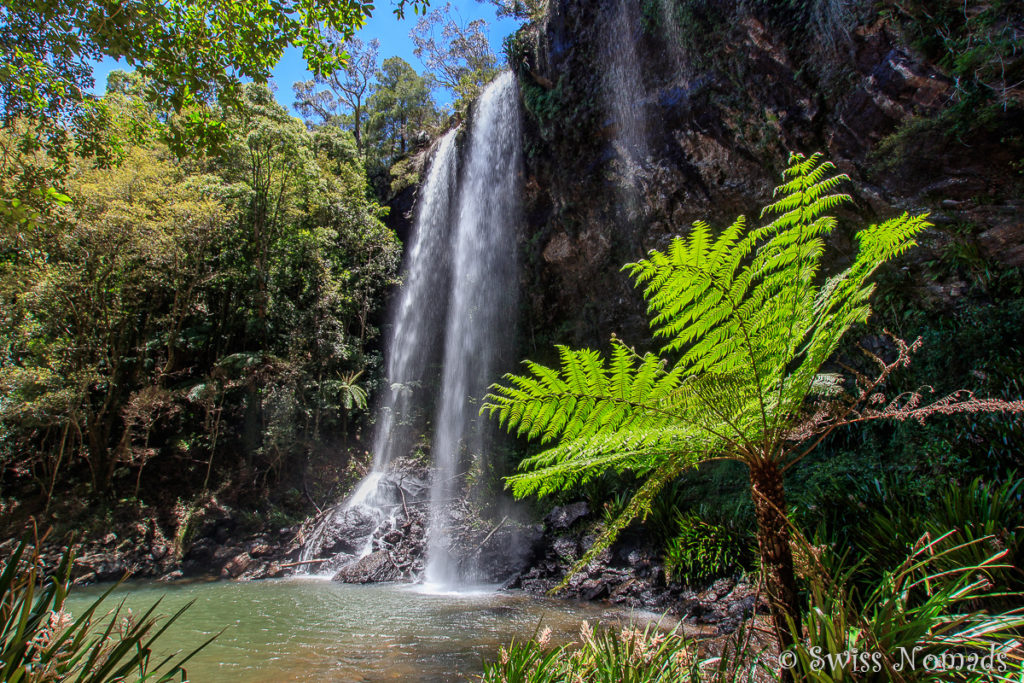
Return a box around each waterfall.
[602,0,649,181]
[299,73,522,590]
[297,130,459,568]
[367,129,460,480]
[424,71,522,588]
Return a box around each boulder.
[544,502,590,529]
[221,552,253,578]
[316,506,380,556]
[332,551,400,583]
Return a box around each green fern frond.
[551,463,684,593]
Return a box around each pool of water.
[65,578,660,682]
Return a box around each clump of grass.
[1,536,213,682]
[788,531,1024,681]
[481,619,771,682]
[857,475,1024,596]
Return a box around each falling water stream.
[424,71,521,587]
[300,73,522,589]
[297,129,460,569]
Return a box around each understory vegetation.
[483,533,1024,681]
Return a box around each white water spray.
[300,75,522,590]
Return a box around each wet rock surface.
[501,502,767,635]
[515,0,1024,349]
[294,462,431,579]
[0,499,305,585]
[332,507,426,583]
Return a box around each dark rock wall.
[510,0,1024,354]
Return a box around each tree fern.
[485,152,1024,663]
[483,152,941,658]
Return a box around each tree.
[483,153,1024,664]
[214,84,315,341]
[0,0,429,159]
[0,142,231,496]
[0,82,400,502]
[411,3,500,107]
[476,0,546,21]
[293,36,380,154]
[364,57,440,165]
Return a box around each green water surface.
[65,578,642,682]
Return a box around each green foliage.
[664,512,751,585]
[885,1,1023,119]
[485,152,944,649]
[600,490,632,527]
[0,0,430,159]
[0,539,213,681]
[331,371,370,412]
[364,57,442,175]
[867,1,1024,169]
[480,0,547,22]
[520,77,567,143]
[483,539,1024,682]
[790,535,1024,681]
[293,37,381,154]
[412,3,501,110]
[481,621,717,683]
[789,283,1024,548]
[0,82,400,503]
[856,476,1024,597]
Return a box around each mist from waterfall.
[424,71,522,588]
[603,0,649,183]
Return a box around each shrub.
[480,620,753,683]
[664,512,751,585]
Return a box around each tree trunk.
[354,102,362,153]
[749,461,801,676]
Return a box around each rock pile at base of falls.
[295,458,544,585]
[326,492,544,584]
[332,508,427,583]
[293,462,431,578]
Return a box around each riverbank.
[2,489,765,643]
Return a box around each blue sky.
[90,1,521,113]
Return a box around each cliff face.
[510,0,1024,353]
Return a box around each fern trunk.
[750,461,801,667]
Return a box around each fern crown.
[481,153,929,574]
